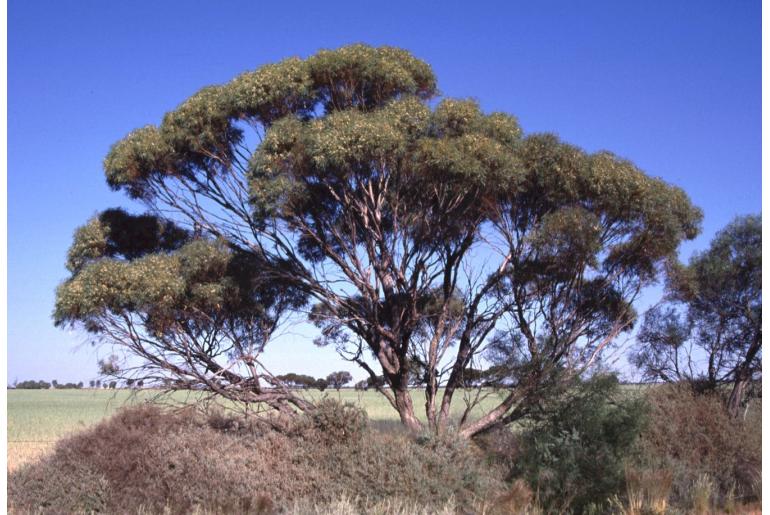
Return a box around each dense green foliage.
[57,212,304,337]
[511,375,647,513]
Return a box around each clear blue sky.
[8,0,761,384]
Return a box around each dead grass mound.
[8,401,506,514]
[636,384,761,508]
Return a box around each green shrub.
[511,374,647,514]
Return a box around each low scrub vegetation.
[8,401,506,514]
[633,384,762,510]
[507,375,648,513]
[8,381,761,514]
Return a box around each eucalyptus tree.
[275,373,317,389]
[326,371,353,391]
[633,215,761,417]
[55,45,701,436]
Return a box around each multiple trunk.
[96,64,714,437]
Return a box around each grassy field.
[8,389,141,470]
[7,387,508,471]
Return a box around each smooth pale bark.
[458,391,520,439]
[727,377,749,419]
[394,387,422,432]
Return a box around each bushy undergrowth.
[478,379,762,514]
[8,400,506,514]
[633,384,762,510]
[507,375,648,513]
[8,384,762,514]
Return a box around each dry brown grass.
[621,466,673,515]
[636,384,762,510]
[8,402,507,514]
[7,442,54,472]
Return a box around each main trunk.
[727,376,749,419]
[727,332,761,418]
[394,386,422,432]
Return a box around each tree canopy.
[633,215,761,416]
[326,371,353,390]
[55,44,702,435]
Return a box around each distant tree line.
[353,366,509,391]
[275,371,353,391]
[11,380,84,389]
[7,366,513,391]
[9,379,150,389]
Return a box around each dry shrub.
[690,474,715,515]
[622,466,673,515]
[10,405,280,514]
[636,384,761,509]
[283,496,460,515]
[289,397,368,444]
[8,460,110,513]
[8,401,506,514]
[474,423,521,475]
[312,426,505,507]
[488,479,543,515]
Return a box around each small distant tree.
[326,371,353,391]
[366,375,386,390]
[95,380,101,388]
[97,355,120,376]
[89,380,95,388]
[315,378,329,391]
[633,215,761,417]
[58,382,78,389]
[108,381,117,389]
[51,380,59,389]
[299,375,318,389]
[277,373,317,389]
[457,368,485,388]
[126,378,135,388]
[137,380,144,389]
[354,379,369,391]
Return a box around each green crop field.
[7,389,143,470]
[7,387,510,471]
[7,385,655,471]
